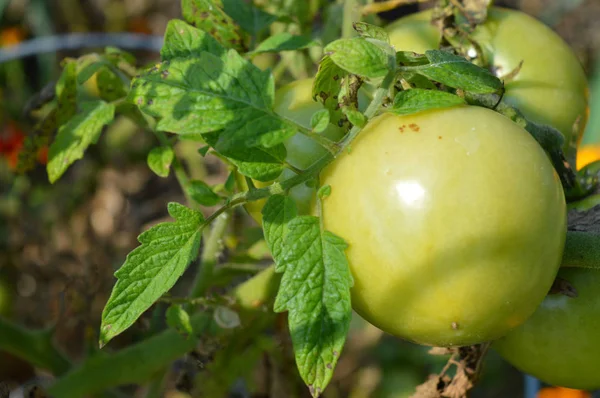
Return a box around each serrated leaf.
[353,22,389,43]
[47,100,115,183]
[222,0,277,35]
[262,195,297,267]
[325,38,389,78]
[416,50,502,94]
[166,304,193,336]
[161,19,225,61]
[273,216,352,396]
[100,203,205,346]
[311,109,330,133]
[203,132,285,181]
[251,32,317,54]
[129,50,296,149]
[181,0,246,51]
[313,57,347,127]
[391,89,466,115]
[147,146,174,177]
[343,108,366,128]
[186,180,222,206]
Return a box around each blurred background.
[0,0,599,397]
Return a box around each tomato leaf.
[47,100,115,183]
[325,37,389,79]
[181,0,246,51]
[272,216,353,396]
[147,146,174,178]
[221,0,277,36]
[250,32,317,54]
[186,180,222,206]
[161,19,225,61]
[313,56,348,127]
[311,109,331,133]
[129,50,297,150]
[203,132,286,181]
[166,304,193,336]
[391,89,466,115]
[353,22,389,43]
[100,203,205,347]
[343,108,367,128]
[416,50,502,94]
[262,195,298,266]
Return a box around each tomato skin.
[386,7,588,152]
[494,267,600,390]
[241,78,368,223]
[319,106,566,346]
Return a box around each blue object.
[0,33,163,64]
[525,375,541,398]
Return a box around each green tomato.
[241,78,369,223]
[386,7,588,152]
[494,267,600,390]
[319,106,566,346]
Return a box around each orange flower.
[537,387,591,398]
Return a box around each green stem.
[188,212,230,301]
[562,231,600,270]
[342,0,358,39]
[0,318,71,375]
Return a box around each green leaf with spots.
[325,37,389,78]
[47,100,115,183]
[161,19,225,61]
[312,56,348,127]
[181,0,246,51]
[100,203,205,346]
[129,50,297,150]
[273,216,353,397]
[353,22,389,43]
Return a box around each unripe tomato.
[494,267,600,390]
[386,7,588,152]
[319,106,566,346]
[241,78,368,223]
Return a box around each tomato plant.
[386,7,589,153]
[494,267,600,390]
[320,106,566,347]
[2,0,597,397]
[240,78,348,223]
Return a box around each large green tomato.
[494,267,600,390]
[319,106,566,346]
[386,7,588,151]
[241,78,368,223]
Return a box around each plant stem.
[342,0,358,39]
[188,212,230,302]
[0,318,71,376]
